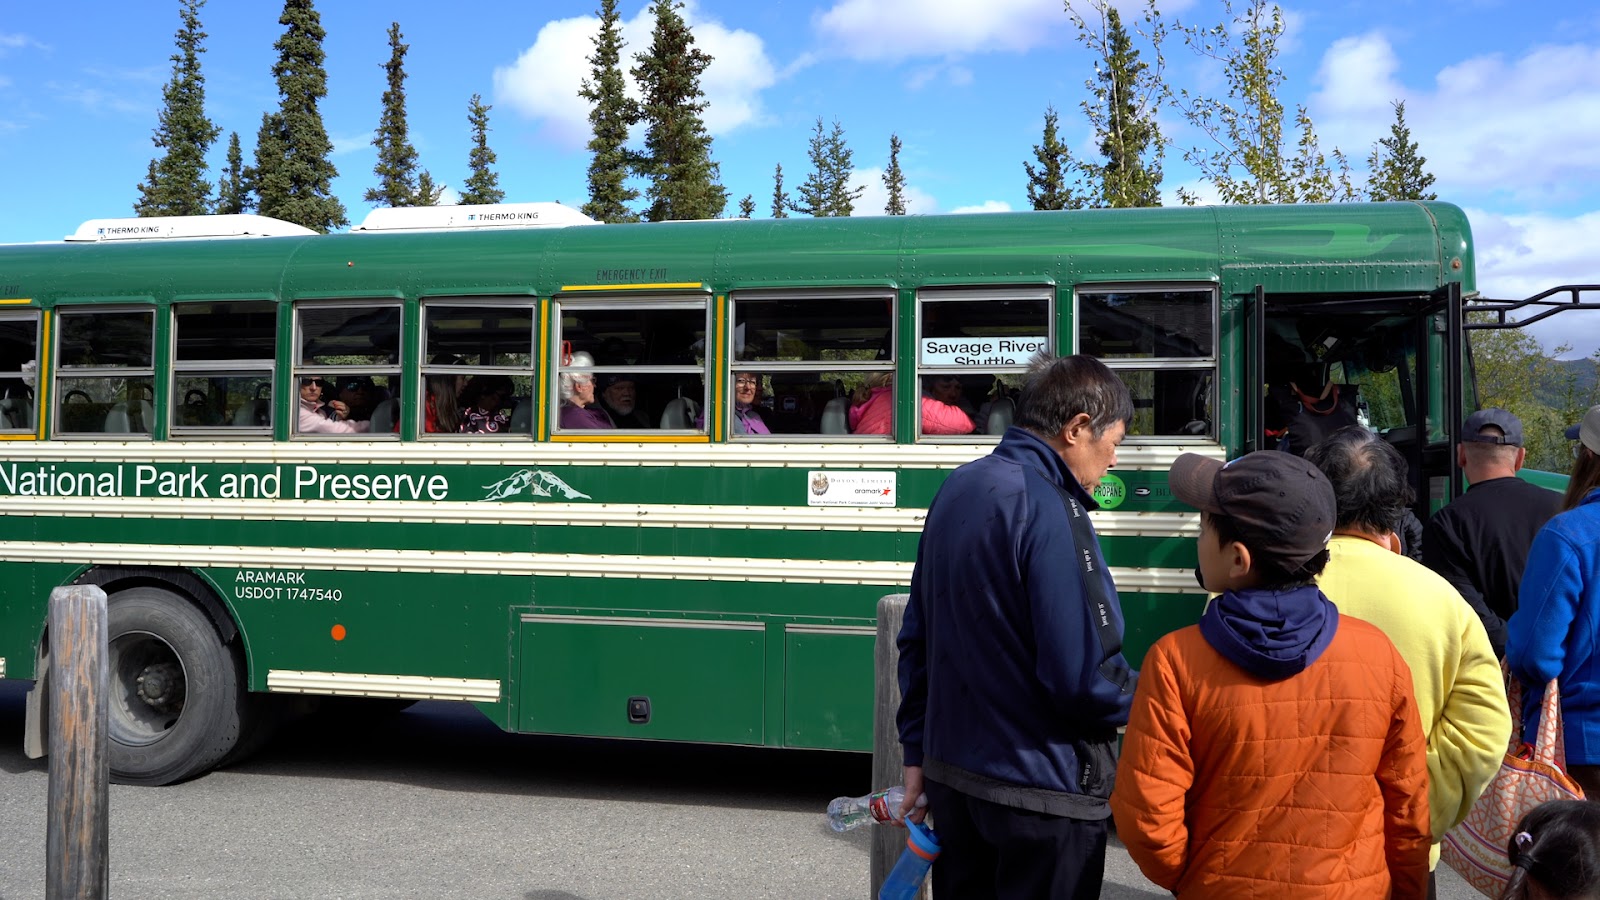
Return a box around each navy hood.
[1199,584,1339,681]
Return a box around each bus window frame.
[914,286,1054,443]
[1072,282,1219,443]
[292,299,404,441]
[728,287,897,442]
[550,295,713,438]
[418,296,538,440]
[169,299,278,439]
[54,304,157,440]
[0,308,41,436]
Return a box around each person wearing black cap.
[1506,402,1600,798]
[1422,408,1561,656]
[598,373,652,429]
[1112,450,1430,898]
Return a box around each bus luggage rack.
[1466,284,1600,329]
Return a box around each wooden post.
[872,593,928,899]
[46,584,109,900]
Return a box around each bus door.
[1251,287,1458,524]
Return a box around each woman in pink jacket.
[848,373,974,436]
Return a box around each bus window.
[730,290,894,438]
[56,308,156,437]
[0,311,39,433]
[171,301,276,435]
[421,301,535,436]
[916,289,1051,439]
[552,299,709,434]
[1077,286,1216,438]
[294,303,401,438]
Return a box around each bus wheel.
[106,587,244,785]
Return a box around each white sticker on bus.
[806,471,897,507]
[920,336,1047,366]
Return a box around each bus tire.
[106,586,244,785]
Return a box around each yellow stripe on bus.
[552,433,712,443]
[558,283,704,292]
[0,298,33,305]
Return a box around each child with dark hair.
[1501,800,1600,900]
[1111,450,1431,898]
[458,374,514,434]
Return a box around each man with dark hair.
[1305,426,1511,889]
[1423,409,1561,656]
[895,352,1138,898]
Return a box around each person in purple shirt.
[699,372,771,434]
[558,351,615,430]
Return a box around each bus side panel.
[783,626,875,751]
[0,562,81,680]
[517,609,765,744]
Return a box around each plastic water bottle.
[878,819,939,900]
[825,785,923,832]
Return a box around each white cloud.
[494,2,777,152]
[950,200,1013,214]
[1468,207,1600,356]
[814,0,1065,61]
[851,167,938,216]
[1310,36,1600,206]
[0,32,45,56]
[331,132,371,157]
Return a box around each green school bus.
[0,201,1480,784]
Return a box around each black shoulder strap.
[1047,480,1135,694]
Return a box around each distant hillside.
[1537,357,1600,408]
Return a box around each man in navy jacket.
[896,353,1138,898]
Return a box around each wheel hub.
[136,662,185,714]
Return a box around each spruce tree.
[1070,2,1165,207]
[134,0,221,217]
[737,194,755,218]
[579,0,639,222]
[365,22,433,208]
[632,0,727,221]
[215,131,252,214]
[1024,106,1083,210]
[253,0,347,232]
[883,133,907,215]
[792,118,865,217]
[1367,101,1437,202]
[770,163,789,219]
[460,93,505,205]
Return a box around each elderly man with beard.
[598,374,652,428]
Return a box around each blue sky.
[3,0,1600,351]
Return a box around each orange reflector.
[331,624,347,641]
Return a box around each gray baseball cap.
[1462,408,1524,446]
[1566,404,1600,455]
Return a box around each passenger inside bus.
[458,374,515,434]
[699,373,771,435]
[598,373,652,429]
[921,375,979,434]
[558,351,615,429]
[848,373,894,434]
[422,372,462,433]
[337,376,390,422]
[297,377,370,435]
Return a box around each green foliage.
[214,131,252,214]
[134,0,221,217]
[632,0,727,221]
[770,163,789,219]
[1068,1,1166,208]
[1024,106,1084,210]
[252,0,347,232]
[1174,0,1355,205]
[579,0,639,222]
[791,117,865,217]
[737,194,755,218]
[460,93,505,206]
[883,133,907,215]
[1469,314,1582,474]
[364,22,435,208]
[1367,101,1438,202]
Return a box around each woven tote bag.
[1440,678,1585,897]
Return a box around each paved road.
[0,682,1482,898]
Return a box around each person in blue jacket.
[1507,402,1600,798]
[895,352,1138,899]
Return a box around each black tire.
[105,587,244,785]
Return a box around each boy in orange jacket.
[1110,451,1430,898]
